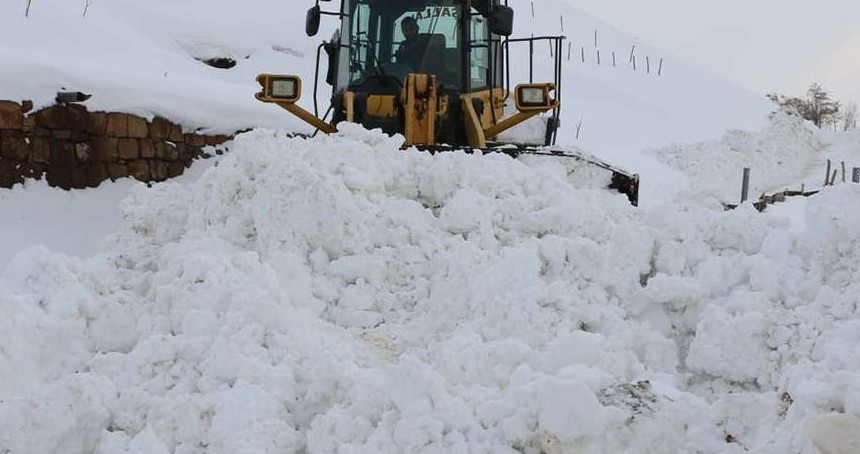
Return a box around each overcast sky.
[573,0,860,106]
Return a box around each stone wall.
[0,101,231,189]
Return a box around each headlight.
[515,84,556,111]
[256,74,302,103]
[519,87,546,105]
[271,79,298,99]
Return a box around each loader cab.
[334,0,502,92]
[323,0,508,142]
[260,0,562,149]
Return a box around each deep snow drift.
[3,125,860,453]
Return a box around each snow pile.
[636,185,860,452]
[1,0,855,452]
[2,126,860,453]
[651,113,823,203]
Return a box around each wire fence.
[729,162,860,211]
[526,5,667,77]
[562,33,665,76]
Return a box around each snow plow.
[256,0,639,205]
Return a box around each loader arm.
[461,83,558,148]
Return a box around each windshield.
[339,0,496,91]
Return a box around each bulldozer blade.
[417,144,640,206]
[609,171,640,207]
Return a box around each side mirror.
[323,29,341,86]
[488,5,514,36]
[306,5,321,37]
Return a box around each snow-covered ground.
[3,0,860,453]
[3,126,860,453]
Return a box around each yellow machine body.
[256,73,556,149]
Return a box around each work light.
[272,79,298,99]
[519,87,546,106]
[255,74,302,103]
[515,84,556,111]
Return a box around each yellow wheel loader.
[256,0,639,205]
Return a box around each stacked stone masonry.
[0,100,231,189]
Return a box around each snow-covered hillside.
[0,0,771,149]
[518,0,771,153]
[3,0,860,453]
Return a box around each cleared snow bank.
[2,126,860,453]
[651,113,824,204]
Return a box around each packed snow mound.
[651,113,824,204]
[2,127,860,453]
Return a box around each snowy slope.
[516,0,772,153]
[0,0,771,146]
[0,0,316,133]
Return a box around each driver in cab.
[394,16,424,70]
